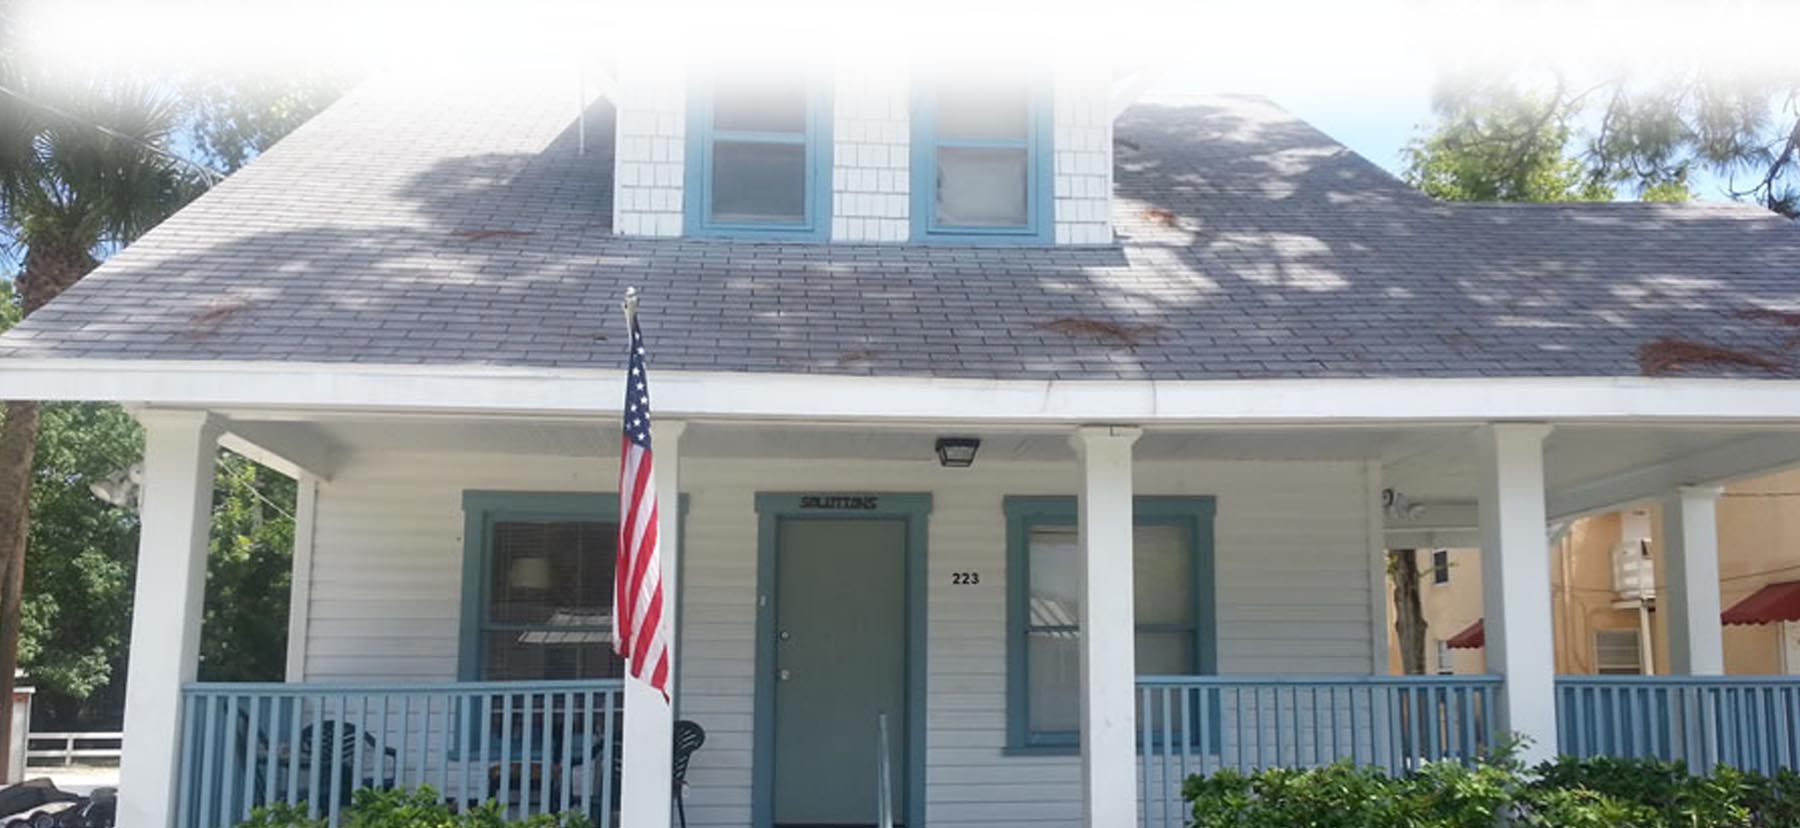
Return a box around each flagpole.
[617,283,676,828]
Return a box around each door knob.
[778,630,792,641]
[779,669,792,681]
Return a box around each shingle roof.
[2,72,1797,381]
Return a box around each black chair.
[298,721,398,807]
[598,719,706,828]
[671,720,706,828]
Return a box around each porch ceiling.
[210,411,1800,525]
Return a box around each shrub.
[1184,754,1800,828]
[240,787,591,828]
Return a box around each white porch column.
[1073,425,1141,828]
[621,419,685,828]
[118,411,220,828]
[1663,486,1724,675]
[1474,423,1557,765]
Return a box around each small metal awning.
[1446,620,1485,649]
[1722,581,1800,626]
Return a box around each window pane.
[712,140,806,222]
[483,632,621,681]
[1026,630,1080,734]
[489,521,615,625]
[936,147,1028,227]
[936,82,1029,141]
[1134,524,1193,625]
[1027,527,1079,626]
[712,75,807,134]
[1136,630,1196,675]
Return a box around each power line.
[0,83,225,183]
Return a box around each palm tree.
[0,61,205,775]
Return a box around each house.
[2,51,1800,828]
[1398,468,1800,678]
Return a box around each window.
[684,67,831,239]
[460,492,623,681]
[1595,629,1645,675]
[1435,639,1455,675]
[911,76,1052,242]
[1431,549,1450,585]
[1005,496,1216,749]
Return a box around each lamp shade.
[508,556,552,590]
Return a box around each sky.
[1151,65,1438,186]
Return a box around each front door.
[772,518,908,827]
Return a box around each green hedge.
[239,787,592,828]
[1184,755,1800,828]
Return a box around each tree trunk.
[1390,549,1429,675]
[0,241,97,779]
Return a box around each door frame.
[752,492,931,828]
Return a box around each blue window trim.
[750,492,931,828]
[909,80,1055,244]
[683,77,833,240]
[1003,495,1217,753]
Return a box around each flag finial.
[622,286,640,322]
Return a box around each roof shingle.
[2,72,1797,381]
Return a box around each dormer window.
[685,69,831,239]
[911,76,1052,243]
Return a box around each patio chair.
[298,721,398,807]
[596,719,706,828]
[671,720,706,828]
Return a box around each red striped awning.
[1446,620,1484,649]
[1722,581,1800,626]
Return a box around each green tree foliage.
[1403,68,1800,215]
[1403,84,1617,203]
[198,453,295,683]
[18,403,140,725]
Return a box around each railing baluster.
[177,693,198,828]
[560,691,576,816]
[599,686,616,828]
[537,690,551,817]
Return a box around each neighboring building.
[1393,468,1800,678]
[1,51,1799,828]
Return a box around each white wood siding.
[301,451,1377,828]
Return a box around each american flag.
[613,291,671,701]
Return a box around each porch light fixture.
[935,437,981,468]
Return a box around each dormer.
[610,57,1113,245]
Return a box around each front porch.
[174,672,1800,828]
[115,409,1800,828]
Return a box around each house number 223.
[951,572,980,585]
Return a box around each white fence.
[26,732,123,767]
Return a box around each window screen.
[698,71,815,228]
[481,520,622,681]
[1594,629,1644,675]
[1022,523,1197,736]
[929,80,1033,229]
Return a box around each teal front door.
[771,518,909,827]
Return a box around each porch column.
[1663,486,1724,675]
[621,419,685,828]
[1473,424,1557,764]
[118,411,221,828]
[1074,425,1141,828]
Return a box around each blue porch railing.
[1556,676,1800,775]
[1137,675,1503,828]
[177,679,623,828]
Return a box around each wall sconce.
[935,437,981,468]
